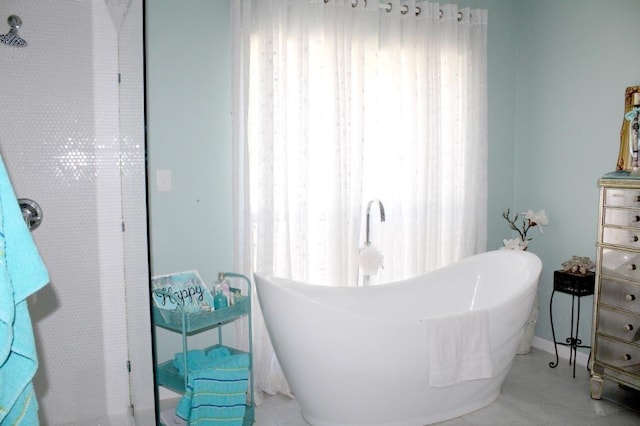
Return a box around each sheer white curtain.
[232,0,487,402]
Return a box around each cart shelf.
[152,293,250,335]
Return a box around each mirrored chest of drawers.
[591,173,640,399]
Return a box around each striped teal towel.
[176,354,250,425]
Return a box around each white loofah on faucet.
[358,245,384,275]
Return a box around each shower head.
[0,15,27,48]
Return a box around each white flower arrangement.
[501,209,549,250]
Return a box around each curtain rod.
[323,1,466,20]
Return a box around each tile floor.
[254,347,640,425]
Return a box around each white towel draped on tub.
[426,309,493,388]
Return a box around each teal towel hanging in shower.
[0,154,49,425]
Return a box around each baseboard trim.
[531,336,590,367]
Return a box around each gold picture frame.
[616,85,640,171]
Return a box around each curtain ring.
[457,11,463,21]
[439,9,443,19]
[385,2,392,12]
[324,0,329,3]
[351,0,357,7]
[415,6,421,16]
[401,5,408,15]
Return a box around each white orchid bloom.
[503,208,548,249]
[501,238,528,250]
[523,209,549,232]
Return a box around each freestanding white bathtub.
[254,250,542,426]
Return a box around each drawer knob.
[627,264,637,271]
[625,294,637,301]
[624,323,634,332]
[632,235,639,243]
[636,195,640,202]
[624,354,632,361]
[633,215,640,222]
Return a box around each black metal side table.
[548,270,595,378]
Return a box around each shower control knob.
[7,15,22,29]
[1,14,27,48]
[18,198,43,231]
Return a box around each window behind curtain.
[236,0,488,286]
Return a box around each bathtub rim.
[254,249,542,320]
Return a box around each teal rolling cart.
[152,272,254,425]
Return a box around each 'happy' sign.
[151,270,213,313]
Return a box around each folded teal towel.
[173,347,233,375]
[207,346,232,361]
[176,354,250,425]
[213,353,250,371]
[173,350,211,375]
[0,155,49,425]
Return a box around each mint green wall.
[514,0,640,346]
[146,0,233,365]
[146,0,640,361]
[464,0,640,350]
[146,0,233,282]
